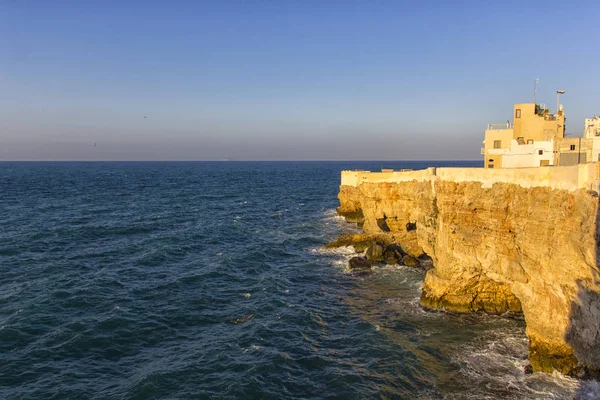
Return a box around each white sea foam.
[311,245,357,270]
[450,326,600,399]
[242,344,262,353]
[313,245,356,257]
[322,208,356,225]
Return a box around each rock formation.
[335,177,600,376]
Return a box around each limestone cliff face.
[338,179,600,375]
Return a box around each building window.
[515,109,521,118]
[527,139,534,144]
[493,140,501,149]
[570,145,576,151]
[488,159,494,162]
[488,164,494,168]
[538,150,543,155]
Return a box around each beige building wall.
[592,138,600,163]
[483,129,513,168]
[483,102,568,169]
[555,137,595,165]
[512,103,565,142]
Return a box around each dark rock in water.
[348,256,372,271]
[231,314,255,324]
[383,244,406,265]
[365,242,386,264]
[524,364,534,375]
[402,255,420,267]
[383,256,398,266]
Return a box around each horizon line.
[0,159,483,163]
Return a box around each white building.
[496,139,555,168]
[585,116,600,138]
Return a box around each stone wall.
[341,162,600,192]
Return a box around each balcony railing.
[487,123,513,130]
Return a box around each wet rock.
[402,255,420,267]
[365,242,386,264]
[348,256,372,271]
[231,314,255,324]
[383,244,406,265]
[524,364,533,375]
[528,336,580,375]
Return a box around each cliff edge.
[335,165,600,376]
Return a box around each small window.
[493,140,501,149]
[515,109,521,118]
[570,145,576,151]
[488,164,494,168]
[538,150,543,155]
[527,139,534,144]
[488,159,494,162]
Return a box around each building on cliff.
[483,103,600,168]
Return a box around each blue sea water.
[0,161,598,400]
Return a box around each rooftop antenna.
[556,90,565,114]
[533,78,540,104]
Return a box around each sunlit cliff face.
[336,178,600,376]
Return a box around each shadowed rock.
[348,256,372,272]
[402,255,420,267]
[365,242,386,264]
[376,216,391,232]
[383,244,406,265]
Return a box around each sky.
[1,0,599,161]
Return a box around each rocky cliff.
[336,178,600,376]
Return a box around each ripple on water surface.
[0,161,596,399]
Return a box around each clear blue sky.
[1,1,599,160]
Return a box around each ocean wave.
[449,326,596,399]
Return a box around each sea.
[1,161,599,400]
